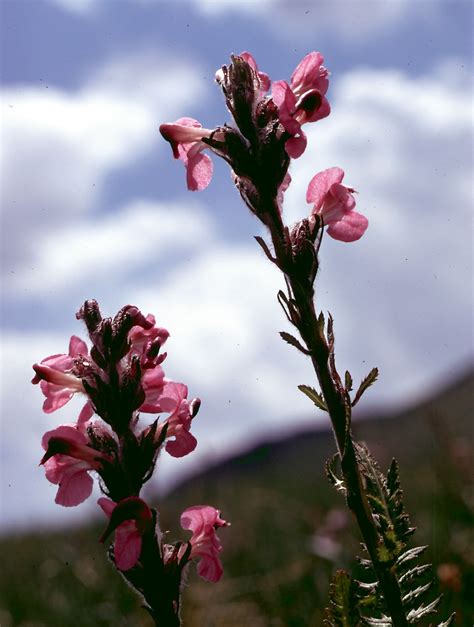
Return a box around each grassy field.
[1,372,472,626]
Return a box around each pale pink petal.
[77,402,95,426]
[290,51,326,92]
[285,133,307,159]
[114,522,142,571]
[186,151,213,191]
[53,461,94,507]
[272,80,300,135]
[41,385,75,413]
[306,167,345,207]
[196,555,223,583]
[165,428,197,458]
[326,211,368,242]
[181,505,226,534]
[41,424,88,450]
[97,497,115,517]
[68,335,88,357]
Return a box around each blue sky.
[1,0,472,531]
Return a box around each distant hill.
[1,371,472,626]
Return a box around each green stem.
[265,203,409,626]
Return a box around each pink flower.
[180,505,229,582]
[40,424,108,507]
[306,167,368,242]
[155,381,199,457]
[98,497,153,571]
[32,336,89,413]
[160,118,222,191]
[128,314,169,365]
[272,52,330,158]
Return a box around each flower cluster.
[33,300,228,586]
[160,51,367,243]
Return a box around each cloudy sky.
[1,0,472,532]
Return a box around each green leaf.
[352,367,379,407]
[298,384,328,411]
[324,570,361,626]
[279,331,310,355]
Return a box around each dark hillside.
[1,371,472,626]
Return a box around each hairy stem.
[264,200,409,626]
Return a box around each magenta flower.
[272,52,330,158]
[180,505,229,582]
[306,167,368,242]
[156,381,200,457]
[160,117,224,191]
[128,313,169,365]
[98,497,153,571]
[40,424,108,507]
[32,335,89,413]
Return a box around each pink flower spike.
[181,505,229,583]
[98,497,153,571]
[306,167,368,242]
[160,117,220,191]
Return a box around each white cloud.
[7,199,215,295]
[48,0,97,15]
[2,57,472,530]
[1,49,205,270]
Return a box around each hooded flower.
[98,497,153,571]
[306,167,368,242]
[40,424,109,507]
[155,381,200,457]
[272,51,330,158]
[32,335,89,413]
[180,505,229,582]
[160,117,223,191]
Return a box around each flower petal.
[326,211,369,242]
[306,167,345,206]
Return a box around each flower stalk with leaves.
[32,300,229,626]
[161,51,454,626]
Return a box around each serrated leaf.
[352,367,379,407]
[402,581,432,606]
[324,570,361,627]
[298,384,328,411]
[280,331,310,355]
[395,546,428,568]
[406,595,442,622]
[398,564,431,586]
[437,612,456,627]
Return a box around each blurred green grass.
[1,372,472,626]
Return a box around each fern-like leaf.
[298,384,328,411]
[352,368,379,406]
[324,570,361,626]
[350,445,454,624]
